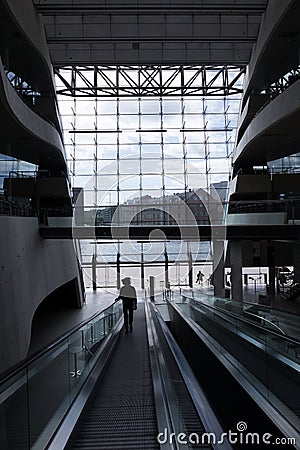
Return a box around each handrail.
[0,296,123,450]
[0,198,37,217]
[8,170,37,178]
[185,288,300,321]
[244,311,286,336]
[177,293,300,348]
[166,298,300,444]
[145,298,176,450]
[152,301,233,450]
[0,295,118,383]
[189,296,287,337]
[231,299,293,316]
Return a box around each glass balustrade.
[0,301,123,450]
[180,289,300,341]
[168,292,300,433]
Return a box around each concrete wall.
[242,0,296,104]
[0,216,83,373]
[234,77,300,166]
[3,0,55,88]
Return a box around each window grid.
[62,95,240,209]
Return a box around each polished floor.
[28,289,118,355]
[28,282,300,357]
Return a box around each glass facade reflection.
[56,67,242,289]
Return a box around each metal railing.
[146,298,232,450]
[40,198,300,227]
[0,198,36,217]
[180,289,300,341]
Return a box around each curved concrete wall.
[242,0,296,106]
[0,57,66,169]
[0,217,82,372]
[234,77,300,167]
[3,0,56,92]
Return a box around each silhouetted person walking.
[116,277,137,334]
[196,270,204,284]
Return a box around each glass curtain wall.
[56,67,242,290]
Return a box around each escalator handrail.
[145,297,177,450]
[185,288,299,319]
[244,311,286,335]
[174,293,300,348]
[167,299,300,444]
[191,300,286,337]
[0,296,121,384]
[151,301,234,450]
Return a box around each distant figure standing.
[116,277,137,334]
[196,270,204,284]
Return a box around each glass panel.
[75,116,95,130]
[27,341,70,448]
[163,115,182,128]
[141,100,161,114]
[162,99,182,113]
[56,67,243,267]
[119,100,139,114]
[98,116,119,129]
[119,131,140,144]
[119,144,140,157]
[119,159,140,175]
[184,114,203,128]
[141,159,163,174]
[97,100,118,114]
[140,115,161,129]
[172,290,300,431]
[97,159,118,173]
[97,134,118,145]
[164,158,184,174]
[0,369,29,449]
[75,160,94,175]
[0,302,123,449]
[119,115,139,129]
[141,144,162,158]
[142,175,163,190]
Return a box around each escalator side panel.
[170,306,292,446]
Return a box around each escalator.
[71,307,159,449]
[68,301,229,449]
[161,292,300,449]
[0,298,231,450]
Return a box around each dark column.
[149,276,155,301]
[164,247,169,289]
[188,252,193,288]
[213,240,225,297]
[92,253,97,291]
[267,242,275,298]
[230,240,243,301]
[268,266,276,298]
[141,251,145,290]
[264,273,267,285]
[293,238,300,283]
[116,252,121,290]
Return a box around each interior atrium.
[0,1,300,449]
